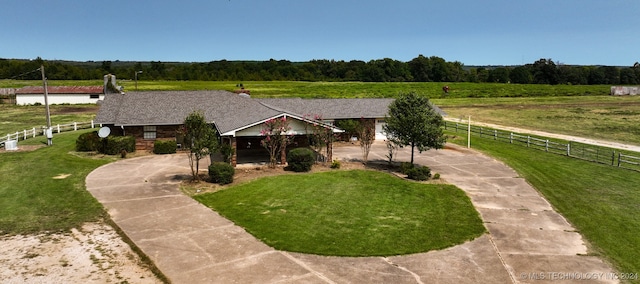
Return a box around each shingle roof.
[16,86,104,94]
[256,98,394,119]
[95,91,397,135]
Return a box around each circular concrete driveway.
[86,143,617,284]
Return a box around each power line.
[6,68,42,80]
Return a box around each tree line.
[2,56,639,85]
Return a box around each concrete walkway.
[86,143,618,283]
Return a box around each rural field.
[1,80,639,281]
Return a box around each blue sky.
[1,0,638,66]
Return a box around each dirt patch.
[0,221,162,283]
[0,144,45,153]
[51,105,99,115]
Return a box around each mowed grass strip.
[195,170,485,256]
[0,129,110,234]
[446,134,640,275]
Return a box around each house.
[15,86,105,105]
[94,90,395,166]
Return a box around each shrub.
[433,173,441,180]
[153,140,177,154]
[287,148,315,172]
[407,166,431,181]
[209,162,235,185]
[331,159,341,169]
[102,136,136,155]
[76,131,101,152]
[400,162,414,174]
[219,144,235,163]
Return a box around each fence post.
[91,120,95,128]
[494,130,497,140]
[455,123,458,132]
[23,130,27,140]
[6,134,9,141]
[618,153,621,167]
[57,124,60,133]
[567,143,570,156]
[74,122,77,131]
[32,128,36,138]
[545,140,549,152]
[510,133,513,144]
[527,136,530,147]
[480,127,483,137]
[611,151,615,166]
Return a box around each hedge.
[209,162,235,185]
[287,148,315,172]
[153,140,177,154]
[75,131,101,152]
[102,136,136,155]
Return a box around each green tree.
[356,118,376,163]
[383,92,446,165]
[181,111,218,181]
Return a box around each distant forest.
[2,56,639,85]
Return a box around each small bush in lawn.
[400,162,414,174]
[76,131,100,151]
[433,173,441,180]
[209,162,235,185]
[407,166,431,181]
[331,160,341,169]
[287,148,315,172]
[102,136,136,155]
[153,140,177,154]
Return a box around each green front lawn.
[0,129,112,234]
[195,170,485,256]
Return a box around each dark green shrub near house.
[75,131,100,151]
[102,136,136,155]
[209,162,235,185]
[400,162,414,174]
[153,140,177,154]
[287,148,315,172]
[219,144,235,163]
[407,166,431,181]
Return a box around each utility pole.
[41,65,52,145]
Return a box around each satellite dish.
[98,127,111,138]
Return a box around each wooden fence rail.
[444,121,640,172]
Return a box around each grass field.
[0,129,113,234]
[434,96,640,145]
[0,104,98,135]
[446,132,640,277]
[1,79,611,98]
[195,170,485,256]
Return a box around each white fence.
[444,121,640,172]
[1,121,99,148]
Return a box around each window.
[89,94,100,99]
[143,126,156,139]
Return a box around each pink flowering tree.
[303,114,335,163]
[260,116,293,168]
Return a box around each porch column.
[327,139,333,162]
[231,137,237,167]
